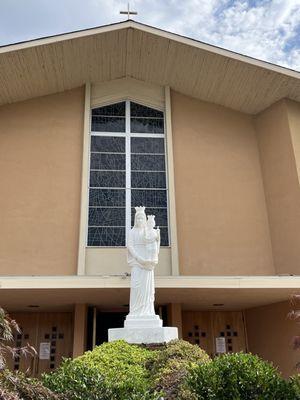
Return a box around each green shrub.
[149,340,210,399]
[43,340,160,400]
[289,374,300,398]
[188,352,300,400]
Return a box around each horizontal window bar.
[130,170,166,173]
[89,206,126,209]
[92,115,126,118]
[88,225,126,228]
[89,187,169,190]
[90,169,126,172]
[90,151,125,155]
[130,116,164,120]
[91,132,165,138]
[89,206,167,209]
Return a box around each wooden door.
[182,311,213,355]
[211,311,247,355]
[6,313,38,376]
[35,312,73,376]
[5,312,73,377]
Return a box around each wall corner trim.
[165,86,180,276]
[77,82,91,275]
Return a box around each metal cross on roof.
[120,2,138,20]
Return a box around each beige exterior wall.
[0,88,84,275]
[245,301,297,377]
[286,99,300,182]
[171,91,274,276]
[255,100,300,275]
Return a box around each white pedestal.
[108,314,178,344]
[108,326,178,344]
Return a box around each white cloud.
[0,0,299,71]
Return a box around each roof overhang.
[0,275,298,311]
[1,20,300,114]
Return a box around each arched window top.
[91,101,164,134]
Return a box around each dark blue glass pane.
[88,227,125,246]
[159,227,169,246]
[131,154,165,171]
[91,136,125,153]
[130,102,163,118]
[131,207,168,227]
[89,207,125,226]
[131,137,165,154]
[131,118,164,134]
[92,116,125,132]
[131,189,167,207]
[90,171,125,187]
[89,189,125,207]
[90,153,125,170]
[131,172,166,188]
[92,102,125,116]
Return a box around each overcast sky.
[1,0,300,71]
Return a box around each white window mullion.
[125,100,131,245]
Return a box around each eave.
[0,20,300,114]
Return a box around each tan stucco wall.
[246,301,298,377]
[255,100,300,275]
[286,99,300,182]
[0,88,84,275]
[171,91,274,275]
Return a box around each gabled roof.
[0,20,299,114]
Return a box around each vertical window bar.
[125,100,131,244]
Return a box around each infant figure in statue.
[144,215,160,267]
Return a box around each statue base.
[124,314,162,328]
[109,313,178,344]
[108,326,178,344]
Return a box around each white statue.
[108,206,178,343]
[127,207,160,317]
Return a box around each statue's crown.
[135,206,145,214]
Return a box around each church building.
[1,20,300,377]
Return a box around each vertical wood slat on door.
[182,310,247,356]
[211,311,247,354]
[35,312,73,376]
[182,311,213,356]
[5,313,38,376]
[5,312,73,377]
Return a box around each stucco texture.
[171,91,274,275]
[255,100,300,275]
[0,88,84,275]
[246,301,298,378]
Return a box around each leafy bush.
[149,340,210,399]
[187,352,300,400]
[289,374,300,398]
[43,340,160,400]
[0,369,63,400]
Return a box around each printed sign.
[39,342,50,360]
[215,337,226,354]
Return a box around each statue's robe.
[127,227,155,316]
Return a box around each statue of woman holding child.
[127,206,160,318]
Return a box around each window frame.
[87,99,170,247]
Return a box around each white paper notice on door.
[39,342,51,360]
[215,337,226,354]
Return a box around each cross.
[120,2,138,20]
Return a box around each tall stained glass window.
[87,100,169,247]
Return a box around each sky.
[0,0,300,71]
